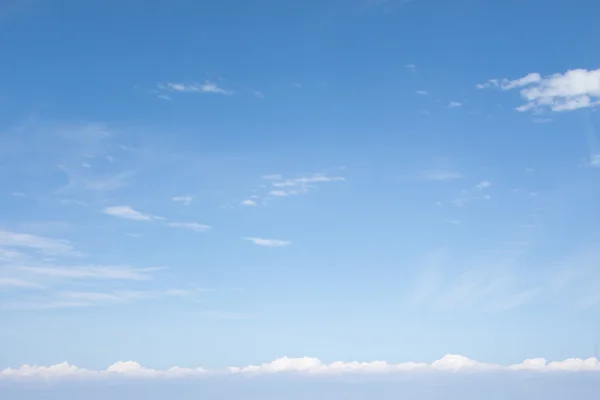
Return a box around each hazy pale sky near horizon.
[1,0,600,397]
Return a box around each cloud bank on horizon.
[3,354,600,380]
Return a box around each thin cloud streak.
[16,265,162,280]
[243,237,291,247]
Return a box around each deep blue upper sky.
[1,1,600,391]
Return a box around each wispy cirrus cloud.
[422,170,462,181]
[448,101,462,108]
[1,285,202,311]
[102,206,163,221]
[16,265,162,281]
[477,69,600,112]
[0,277,44,289]
[243,237,291,247]
[58,167,135,194]
[0,230,77,256]
[270,174,345,187]
[451,180,492,206]
[261,174,282,180]
[408,253,540,312]
[158,81,233,96]
[167,222,211,233]
[171,195,193,205]
[261,173,345,198]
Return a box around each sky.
[1,0,600,397]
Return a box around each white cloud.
[0,361,206,379]
[405,64,416,72]
[171,195,193,205]
[452,180,492,206]
[3,286,198,310]
[0,248,24,260]
[416,90,427,95]
[476,73,541,90]
[0,230,75,255]
[3,354,600,379]
[58,167,135,194]
[271,174,345,187]
[590,154,600,167]
[423,170,462,181]
[475,180,491,189]
[268,189,296,197]
[16,265,161,280]
[241,199,257,206]
[263,173,346,198]
[167,222,211,232]
[477,69,600,112]
[1,301,99,310]
[196,310,255,320]
[243,237,291,247]
[0,277,43,289]
[448,101,462,108]
[160,81,233,95]
[59,290,154,303]
[102,206,162,221]
[261,174,282,180]
[443,219,462,226]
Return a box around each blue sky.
[1,0,600,396]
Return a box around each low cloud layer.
[2,354,600,380]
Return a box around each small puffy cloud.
[448,101,462,108]
[243,237,291,247]
[167,222,211,232]
[172,195,193,205]
[159,81,233,95]
[477,69,600,112]
[241,199,257,206]
[102,206,162,221]
[416,90,427,95]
